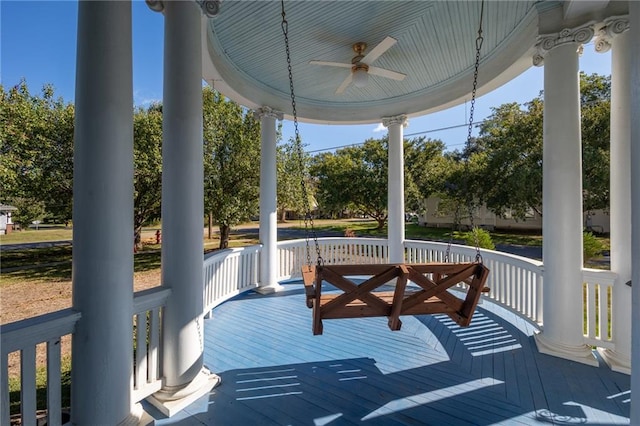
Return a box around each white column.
[256,107,284,293]
[148,0,219,417]
[72,1,135,424]
[533,28,598,366]
[629,3,640,424]
[594,17,632,374]
[383,115,408,264]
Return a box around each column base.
[534,332,598,367]
[146,368,221,417]
[116,403,155,426]
[598,348,631,375]
[255,284,284,295]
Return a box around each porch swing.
[280,1,490,335]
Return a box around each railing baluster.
[46,339,62,426]
[21,346,37,426]
[1,354,9,425]
[149,307,160,382]
[136,312,148,389]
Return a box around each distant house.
[0,204,17,234]
[418,197,610,233]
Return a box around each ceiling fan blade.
[362,36,397,64]
[335,73,353,94]
[309,60,352,69]
[368,66,406,81]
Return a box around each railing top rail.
[404,238,544,267]
[204,244,261,264]
[1,308,81,354]
[133,287,172,314]
[582,268,617,282]
[277,237,389,248]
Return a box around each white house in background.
[419,197,611,233]
[0,204,17,235]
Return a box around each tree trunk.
[375,217,386,230]
[280,208,287,223]
[134,225,142,251]
[219,224,230,249]
[208,211,213,239]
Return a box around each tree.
[312,138,389,229]
[203,88,261,249]
[0,81,74,223]
[133,103,163,247]
[476,100,543,219]
[277,136,310,221]
[473,72,611,219]
[580,73,610,212]
[404,137,448,214]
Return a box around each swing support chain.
[281,0,323,268]
[446,0,485,264]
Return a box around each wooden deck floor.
[145,281,630,425]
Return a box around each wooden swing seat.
[302,262,489,335]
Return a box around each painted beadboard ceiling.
[203,1,545,123]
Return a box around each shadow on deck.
[144,281,630,425]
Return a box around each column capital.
[533,22,596,66]
[594,16,630,53]
[382,114,408,128]
[197,1,222,17]
[145,0,164,13]
[255,106,284,121]
[146,1,221,17]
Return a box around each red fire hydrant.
[155,230,161,244]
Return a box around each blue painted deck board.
[148,281,631,425]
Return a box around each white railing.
[405,240,545,324]
[132,287,171,403]
[277,237,390,280]
[1,308,81,426]
[277,238,545,324]
[582,268,617,349]
[203,245,260,314]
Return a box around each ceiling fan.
[309,36,406,94]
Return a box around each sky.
[1,1,613,154]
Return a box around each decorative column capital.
[145,0,164,13]
[594,16,630,53]
[255,106,284,121]
[533,22,596,66]
[146,0,222,17]
[382,114,408,128]
[197,0,222,17]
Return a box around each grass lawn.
[0,227,73,244]
[300,219,544,246]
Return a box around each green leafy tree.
[476,100,543,219]
[10,197,46,228]
[580,73,610,212]
[133,103,163,247]
[312,138,389,229]
[405,137,448,215]
[277,136,310,221]
[203,88,261,249]
[0,81,74,223]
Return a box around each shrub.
[455,227,495,250]
[583,231,605,261]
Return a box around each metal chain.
[464,0,484,264]
[444,0,484,263]
[281,1,323,267]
